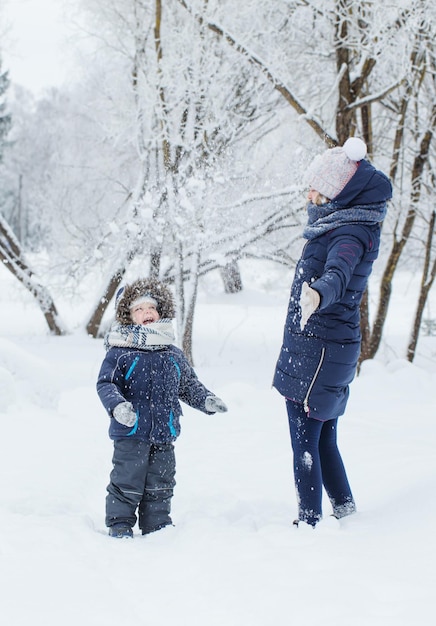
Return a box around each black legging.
[286,399,355,526]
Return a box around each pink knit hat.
[307,138,367,200]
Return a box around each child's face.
[130,302,160,325]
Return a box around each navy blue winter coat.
[97,345,213,442]
[273,160,392,421]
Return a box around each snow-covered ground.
[1,262,435,625]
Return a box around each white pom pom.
[343,137,367,161]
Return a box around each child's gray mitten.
[113,402,137,426]
[205,396,228,413]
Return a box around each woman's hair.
[314,193,330,205]
[310,190,331,205]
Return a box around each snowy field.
[1,261,435,626]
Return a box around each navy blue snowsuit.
[273,159,392,525]
[97,345,213,533]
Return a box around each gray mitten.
[113,402,137,427]
[299,281,320,330]
[205,396,228,413]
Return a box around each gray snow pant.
[106,438,176,534]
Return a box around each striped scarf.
[303,201,387,240]
[104,320,175,351]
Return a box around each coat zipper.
[125,355,139,380]
[303,347,326,414]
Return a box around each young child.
[97,278,227,538]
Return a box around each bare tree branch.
[176,0,337,146]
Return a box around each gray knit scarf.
[303,201,387,240]
[104,320,175,351]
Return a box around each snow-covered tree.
[69,0,302,361]
[3,0,436,363]
[0,60,11,161]
[194,0,436,363]
[0,77,64,335]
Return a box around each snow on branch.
[175,0,336,146]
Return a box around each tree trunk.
[407,210,436,362]
[363,119,436,361]
[85,270,126,337]
[358,288,371,368]
[334,0,355,144]
[182,283,197,366]
[0,216,64,335]
[220,260,243,294]
[181,249,201,366]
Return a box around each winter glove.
[299,281,320,331]
[205,396,228,413]
[113,402,137,427]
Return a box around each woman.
[273,138,392,527]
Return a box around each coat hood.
[332,159,392,209]
[115,278,176,324]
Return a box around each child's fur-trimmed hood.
[116,278,176,325]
